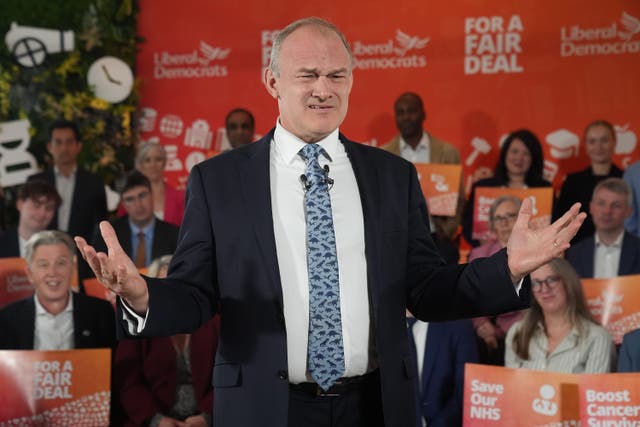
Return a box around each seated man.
[566,178,640,278]
[619,328,640,372]
[90,170,179,271]
[0,230,115,350]
[0,180,61,258]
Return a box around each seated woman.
[462,129,551,247]
[469,195,525,365]
[114,255,220,427]
[505,258,615,373]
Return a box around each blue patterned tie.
[299,143,345,391]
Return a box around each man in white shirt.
[75,17,586,427]
[0,230,114,350]
[567,178,640,278]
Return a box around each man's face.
[28,243,74,308]
[394,95,425,139]
[121,185,154,227]
[226,112,255,148]
[17,196,57,233]
[47,128,82,168]
[585,125,614,165]
[263,25,353,143]
[590,188,631,234]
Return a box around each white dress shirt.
[34,292,74,350]
[399,132,431,164]
[271,122,371,383]
[594,232,624,279]
[54,166,76,232]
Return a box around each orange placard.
[0,349,111,425]
[463,364,579,426]
[582,275,640,345]
[472,187,553,241]
[83,278,116,307]
[579,373,640,425]
[414,163,462,217]
[0,257,33,309]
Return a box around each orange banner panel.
[415,163,462,217]
[582,275,640,345]
[0,257,33,309]
[472,187,553,241]
[0,349,111,425]
[579,374,640,426]
[83,278,116,307]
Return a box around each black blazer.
[0,228,20,258]
[566,231,640,278]
[0,291,115,350]
[28,168,107,241]
[121,131,529,427]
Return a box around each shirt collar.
[273,120,340,165]
[53,166,77,178]
[34,291,73,316]
[595,231,624,248]
[129,217,156,236]
[399,131,430,151]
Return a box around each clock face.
[87,56,134,103]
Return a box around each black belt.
[289,370,376,397]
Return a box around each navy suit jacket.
[0,291,115,350]
[618,329,640,372]
[412,320,478,427]
[566,231,640,278]
[0,228,20,258]
[121,131,529,427]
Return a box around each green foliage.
[0,0,141,189]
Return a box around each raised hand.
[75,221,149,314]
[506,198,586,281]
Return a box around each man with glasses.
[88,171,178,273]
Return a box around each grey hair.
[24,230,75,265]
[488,195,522,230]
[592,177,632,207]
[147,254,173,278]
[269,17,354,76]
[135,140,167,169]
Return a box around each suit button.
[278,370,288,380]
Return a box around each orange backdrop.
[136,0,640,190]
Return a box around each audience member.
[115,255,220,427]
[382,92,462,246]
[505,258,615,373]
[225,108,255,149]
[463,129,551,247]
[566,178,640,278]
[28,119,107,242]
[407,312,477,427]
[618,328,640,372]
[0,180,61,258]
[623,160,640,237]
[469,196,525,365]
[91,171,178,271]
[555,120,623,243]
[0,230,115,350]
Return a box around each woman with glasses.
[505,258,615,373]
[469,196,525,365]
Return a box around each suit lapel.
[421,323,438,394]
[238,134,283,306]
[22,298,36,349]
[619,232,636,275]
[585,238,596,277]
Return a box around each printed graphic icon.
[394,30,430,56]
[164,144,183,172]
[87,56,134,103]
[0,119,39,187]
[543,160,559,183]
[185,151,206,172]
[619,12,640,41]
[139,108,158,132]
[431,173,449,192]
[5,22,74,67]
[532,384,558,416]
[546,129,579,159]
[199,41,231,64]
[614,124,637,155]
[159,114,184,138]
[465,137,492,166]
[184,120,213,150]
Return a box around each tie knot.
[137,231,145,239]
[299,143,325,162]
[406,317,418,330]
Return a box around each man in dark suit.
[225,108,255,149]
[0,230,114,350]
[618,328,640,372]
[567,178,640,278]
[76,18,585,427]
[28,119,107,242]
[89,170,178,271]
[407,315,478,427]
[0,180,61,258]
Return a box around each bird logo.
[393,30,430,56]
[199,41,231,64]
[618,11,640,41]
